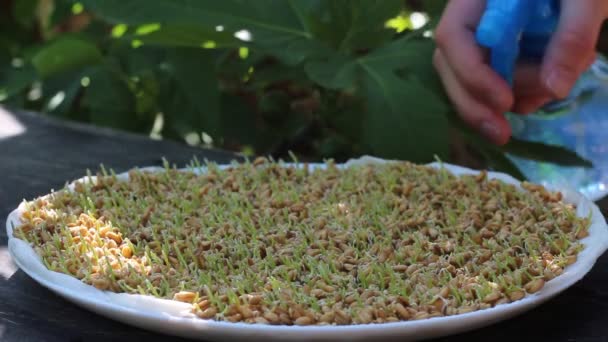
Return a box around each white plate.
[6,156,608,341]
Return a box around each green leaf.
[309,0,402,51]
[31,37,102,78]
[128,24,241,48]
[80,0,309,39]
[337,0,402,51]
[304,36,449,162]
[360,37,435,70]
[501,138,593,168]
[159,48,220,138]
[304,54,358,89]
[304,37,436,90]
[265,39,332,66]
[249,65,308,88]
[358,37,449,162]
[479,147,526,181]
[81,0,309,34]
[82,66,140,131]
[361,73,449,162]
[80,0,327,65]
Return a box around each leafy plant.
[0,0,592,177]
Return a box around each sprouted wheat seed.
[14,158,590,325]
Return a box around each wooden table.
[1,107,607,342]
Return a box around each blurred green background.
[0,0,602,177]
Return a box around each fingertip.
[493,85,515,113]
[479,113,512,146]
[467,65,514,113]
[543,67,578,99]
[493,133,512,146]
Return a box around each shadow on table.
[0,270,197,342]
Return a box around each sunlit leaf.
[128,24,241,49]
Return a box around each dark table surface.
[1,107,608,342]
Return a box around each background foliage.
[0,0,594,177]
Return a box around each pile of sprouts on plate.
[13,158,590,325]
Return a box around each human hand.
[433,0,608,145]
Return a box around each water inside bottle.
[507,55,608,201]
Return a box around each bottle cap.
[476,0,560,85]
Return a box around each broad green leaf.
[360,38,449,161]
[31,37,102,78]
[128,24,241,48]
[249,65,308,88]
[398,40,447,102]
[309,0,402,51]
[304,54,358,89]
[307,27,454,163]
[80,0,309,40]
[303,36,449,162]
[360,37,435,70]
[308,0,352,49]
[304,37,437,90]
[80,0,331,65]
[335,0,402,51]
[362,73,449,162]
[159,48,220,138]
[501,138,593,168]
[81,0,309,34]
[82,66,141,131]
[479,147,526,180]
[265,39,332,66]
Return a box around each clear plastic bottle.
[507,55,608,200]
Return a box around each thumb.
[541,1,606,98]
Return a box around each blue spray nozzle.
[475,0,561,85]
